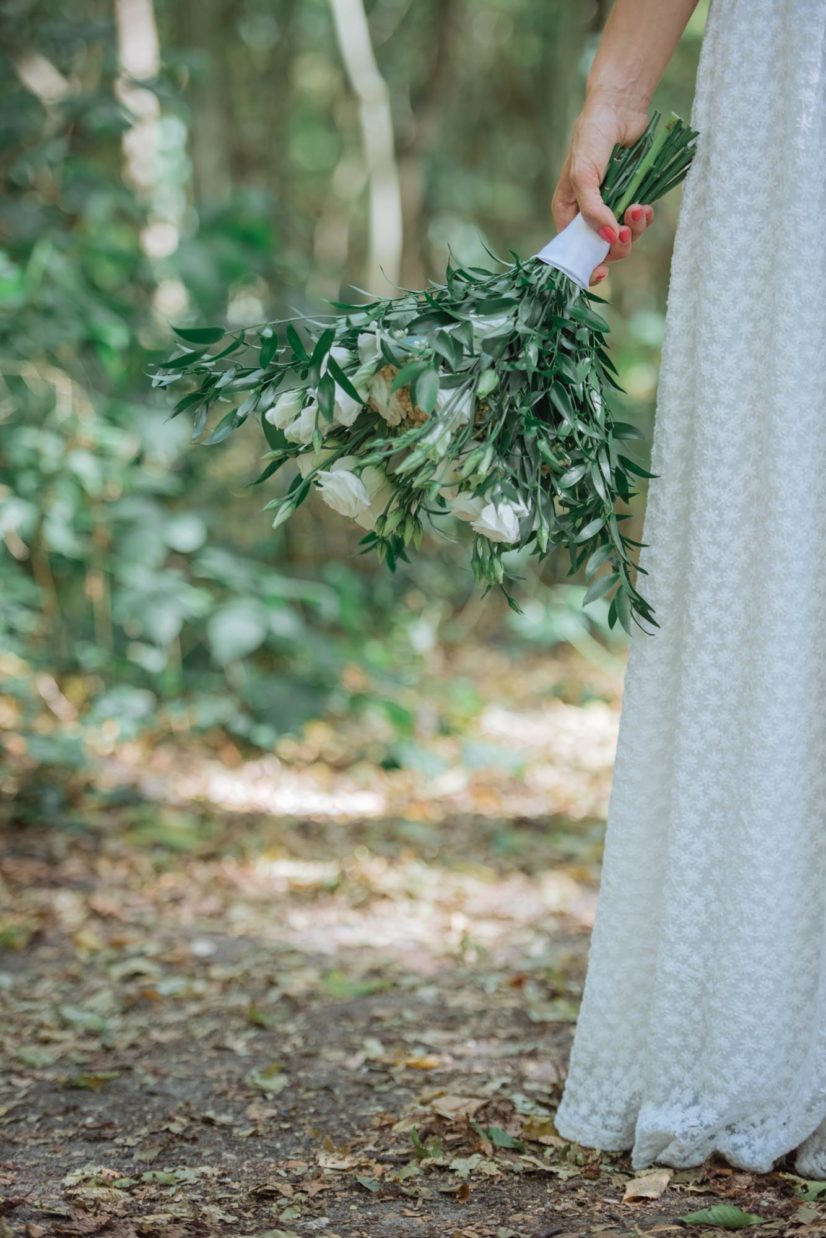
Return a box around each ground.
[1,643,824,1238]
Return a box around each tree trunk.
[329,0,403,292]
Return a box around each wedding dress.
[553,0,826,1176]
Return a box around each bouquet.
[153,110,698,633]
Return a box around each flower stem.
[614,112,680,217]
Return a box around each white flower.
[353,465,396,530]
[315,468,371,519]
[284,402,319,444]
[447,491,486,522]
[264,387,304,428]
[435,385,475,425]
[357,331,383,366]
[320,345,355,376]
[368,369,407,426]
[471,499,527,544]
[333,382,368,427]
[297,444,340,478]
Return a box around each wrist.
[584,81,651,116]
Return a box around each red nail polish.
[595,271,607,282]
[619,226,631,243]
[631,207,643,221]
[598,225,617,244]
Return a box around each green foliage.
[0,0,705,798]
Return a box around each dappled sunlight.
[103,647,622,838]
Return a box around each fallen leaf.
[430,1094,486,1120]
[677,1204,767,1228]
[623,1167,673,1201]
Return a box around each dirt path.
[1,647,822,1236]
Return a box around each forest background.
[0,0,705,810]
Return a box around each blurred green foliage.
[0,0,705,790]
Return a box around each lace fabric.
[553,0,826,1175]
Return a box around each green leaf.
[215,367,238,390]
[619,453,657,479]
[286,323,308,361]
[191,405,209,440]
[172,325,226,344]
[559,463,587,488]
[309,327,335,379]
[432,329,462,370]
[570,302,610,334]
[202,410,240,446]
[327,356,364,404]
[614,585,632,635]
[159,349,208,370]
[796,1179,826,1201]
[251,456,288,486]
[574,515,606,543]
[611,420,645,441]
[585,542,614,577]
[317,372,335,422]
[583,571,619,606]
[170,391,204,419]
[259,331,279,367]
[676,1204,767,1229]
[391,359,429,392]
[413,367,439,414]
[474,296,516,314]
[550,382,574,422]
[261,417,289,452]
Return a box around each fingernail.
[618,226,631,243]
[631,207,643,221]
[595,271,607,283]
[598,225,617,244]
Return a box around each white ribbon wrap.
[534,211,610,290]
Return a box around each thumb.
[570,161,619,240]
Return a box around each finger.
[623,203,649,242]
[589,263,609,286]
[604,223,633,263]
[569,159,619,242]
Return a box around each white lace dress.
[553,0,826,1176]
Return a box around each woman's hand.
[551,94,656,286]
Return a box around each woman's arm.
[552,0,702,284]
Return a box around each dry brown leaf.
[429,1094,486,1120]
[622,1167,673,1202]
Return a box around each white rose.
[353,465,396,530]
[448,491,486,522]
[471,500,526,544]
[368,370,406,426]
[357,331,383,366]
[315,468,371,519]
[284,402,319,444]
[264,387,304,428]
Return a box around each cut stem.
[614,112,680,216]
